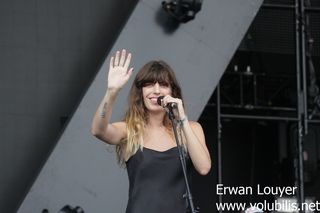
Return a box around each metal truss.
[213,1,320,212]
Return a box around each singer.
[91,49,211,213]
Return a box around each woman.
[91,49,211,213]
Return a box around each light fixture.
[161,0,202,23]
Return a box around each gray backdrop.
[9,0,262,212]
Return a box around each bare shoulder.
[187,120,205,137]
[187,121,206,144]
[188,121,203,131]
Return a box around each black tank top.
[125,146,191,213]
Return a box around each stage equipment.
[161,0,202,23]
[157,96,198,213]
[58,205,84,213]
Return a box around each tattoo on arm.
[100,102,107,118]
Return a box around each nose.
[153,82,160,94]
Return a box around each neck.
[147,111,167,128]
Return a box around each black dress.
[125,146,191,213]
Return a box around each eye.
[159,81,169,87]
[142,81,154,87]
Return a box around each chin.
[146,105,165,112]
[148,106,163,111]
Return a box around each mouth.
[148,97,160,105]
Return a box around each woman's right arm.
[91,88,126,145]
[91,49,133,145]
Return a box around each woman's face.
[142,81,172,112]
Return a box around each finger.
[109,56,114,69]
[127,67,134,77]
[165,96,180,107]
[160,98,165,107]
[114,51,120,66]
[124,67,134,81]
[124,52,132,69]
[119,49,126,66]
[163,95,172,106]
[164,95,172,100]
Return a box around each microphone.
[157,96,177,109]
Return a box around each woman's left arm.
[162,95,212,175]
[162,95,211,175]
[181,118,211,175]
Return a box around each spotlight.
[162,0,202,23]
[58,205,84,213]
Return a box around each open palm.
[108,49,134,90]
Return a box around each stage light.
[58,205,84,213]
[161,0,202,23]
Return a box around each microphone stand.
[167,108,198,213]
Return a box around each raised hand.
[107,49,134,91]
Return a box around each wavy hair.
[116,60,184,165]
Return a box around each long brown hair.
[116,60,184,165]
